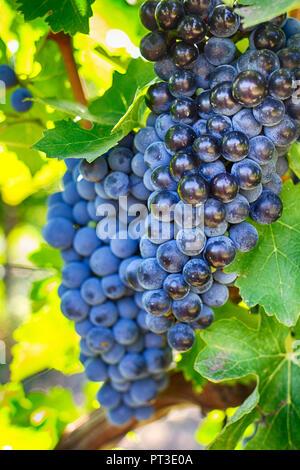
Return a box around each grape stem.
[56,372,254,450]
[48,32,87,107]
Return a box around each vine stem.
[56,373,254,450]
[48,32,87,107]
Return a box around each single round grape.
[101,274,127,300]
[210,82,242,116]
[206,115,232,140]
[151,165,177,191]
[169,69,197,98]
[204,235,236,268]
[79,158,108,182]
[233,71,268,108]
[146,313,174,334]
[130,377,158,405]
[277,47,300,70]
[126,258,144,292]
[171,97,198,125]
[285,97,300,123]
[155,57,178,81]
[113,318,139,346]
[131,153,148,179]
[229,222,259,252]
[139,236,158,259]
[72,201,90,225]
[191,304,214,329]
[193,134,221,163]
[222,131,249,162]
[176,227,206,256]
[140,0,159,30]
[47,202,73,221]
[143,348,171,374]
[86,326,114,353]
[63,181,81,206]
[42,217,75,250]
[177,15,206,43]
[117,297,139,320]
[156,239,189,273]
[204,220,228,237]
[264,116,298,146]
[170,151,196,181]
[208,5,240,38]
[90,246,120,276]
[137,257,168,290]
[140,31,168,61]
[167,323,195,352]
[142,289,172,316]
[213,269,237,285]
[171,41,199,68]
[163,273,190,300]
[199,160,226,183]
[232,108,262,138]
[250,189,283,224]
[253,96,285,127]
[97,384,121,410]
[178,173,208,204]
[0,64,17,88]
[209,65,237,89]
[201,282,229,307]
[85,358,108,382]
[61,248,82,263]
[276,155,289,176]
[210,173,238,203]
[192,55,215,89]
[172,292,202,322]
[155,0,184,30]
[150,189,179,221]
[248,135,276,166]
[204,38,236,66]
[155,114,175,141]
[165,124,196,154]
[81,277,106,306]
[73,227,101,257]
[107,405,132,426]
[134,126,159,153]
[89,301,118,327]
[204,197,226,228]
[76,178,96,201]
[225,194,250,224]
[236,49,252,73]
[247,49,280,79]
[183,258,212,288]
[144,141,171,170]
[261,159,276,184]
[240,184,263,203]
[130,174,151,201]
[145,82,174,114]
[104,171,129,199]
[231,158,262,190]
[263,173,283,195]
[61,290,89,322]
[108,147,133,173]
[11,88,33,112]
[119,353,146,380]
[283,17,300,38]
[196,90,216,119]
[252,23,286,52]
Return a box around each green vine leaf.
[238,0,300,28]
[196,311,300,450]
[16,0,95,35]
[226,181,300,327]
[288,143,300,179]
[33,119,122,162]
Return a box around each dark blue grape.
[146,313,174,333]
[86,326,114,353]
[264,116,298,146]
[225,194,250,224]
[204,38,236,66]
[191,304,214,329]
[208,5,240,38]
[193,134,221,163]
[169,69,197,98]
[192,55,215,89]
[167,323,195,352]
[72,201,90,225]
[210,173,238,203]
[144,141,171,169]
[210,82,242,116]
[204,235,236,268]
[90,246,120,276]
[119,353,146,380]
[11,88,33,112]
[204,198,226,228]
[0,64,17,87]
[248,136,276,165]
[209,65,237,89]
[108,147,133,173]
[155,57,178,81]
[108,404,132,426]
[101,274,127,300]
[250,190,283,224]
[183,258,212,288]
[177,15,206,43]
[171,41,199,68]
[232,109,262,138]
[233,71,268,108]
[229,222,259,252]
[85,358,108,382]
[178,173,208,204]
[130,377,158,404]
[140,31,168,61]
[146,82,174,114]
[97,384,121,410]
[137,257,168,290]
[142,289,171,316]
[201,282,229,307]
[231,159,262,190]
[163,273,190,300]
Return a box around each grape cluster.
[0,64,33,112]
[137,0,300,351]
[43,136,172,426]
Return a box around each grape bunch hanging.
[43,0,300,426]
[137,0,300,351]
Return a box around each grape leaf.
[33,119,122,162]
[176,333,207,388]
[226,181,300,327]
[16,0,95,35]
[89,59,156,127]
[237,0,300,28]
[196,311,300,450]
[288,143,300,179]
[29,243,63,271]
